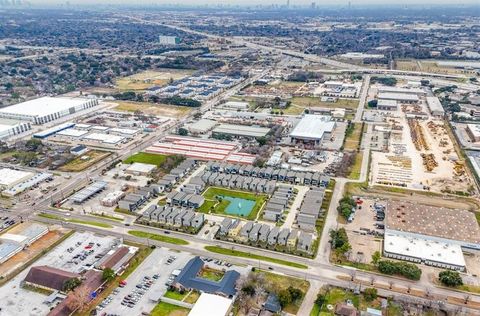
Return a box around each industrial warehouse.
[383,201,480,271]
[0,97,99,124]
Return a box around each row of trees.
[376,260,422,280]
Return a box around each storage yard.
[369,83,473,194]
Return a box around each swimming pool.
[222,196,256,217]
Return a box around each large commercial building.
[0,97,99,124]
[384,201,480,270]
[0,119,31,140]
[467,124,480,142]
[290,115,336,145]
[426,96,445,117]
[0,168,34,190]
[212,124,270,139]
[378,92,419,104]
[159,36,180,45]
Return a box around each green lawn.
[199,268,224,281]
[38,213,113,228]
[204,246,308,269]
[197,199,217,213]
[128,230,189,245]
[202,187,267,220]
[91,213,123,221]
[150,301,190,316]
[348,152,363,180]
[124,152,167,167]
[164,290,187,301]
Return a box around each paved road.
[33,215,480,313]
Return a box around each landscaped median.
[127,230,189,245]
[204,245,308,269]
[38,213,113,228]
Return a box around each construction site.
[370,98,474,194]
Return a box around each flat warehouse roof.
[0,97,89,117]
[0,168,34,187]
[83,133,124,144]
[384,233,466,268]
[386,201,480,244]
[290,115,335,140]
[212,124,270,137]
[426,96,444,113]
[57,129,89,137]
[378,93,419,101]
[189,293,232,316]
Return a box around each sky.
[25,0,480,6]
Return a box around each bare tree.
[66,286,90,313]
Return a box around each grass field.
[116,69,193,92]
[199,267,224,281]
[38,213,113,228]
[258,270,310,314]
[59,150,111,172]
[343,123,363,151]
[348,152,363,180]
[164,290,187,301]
[204,246,308,269]
[124,152,167,167]
[128,230,189,245]
[395,59,477,75]
[114,101,192,118]
[150,301,190,316]
[201,187,267,220]
[284,97,359,115]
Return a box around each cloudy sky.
[27,0,480,5]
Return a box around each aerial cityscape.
[0,1,479,315]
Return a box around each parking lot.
[341,197,384,264]
[99,248,192,315]
[0,231,119,316]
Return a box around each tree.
[66,286,91,313]
[278,289,292,308]
[439,270,463,287]
[368,100,378,108]
[371,251,381,265]
[256,136,267,146]
[315,293,326,308]
[363,288,378,302]
[287,286,303,301]
[63,278,81,292]
[102,268,116,282]
[242,284,255,296]
[178,127,188,136]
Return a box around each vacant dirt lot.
[0,227,70,279]
[59,150,111,172]
[114,101,192,118]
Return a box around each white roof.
[426,96,444,114]
[468,124,480,137]
[57,129,89,137]
[384,233,466,267]
[0,97,89,117]
[109,128,138,135]
[290,115,335,140]
[224,101,249,108]
[0,233,28,244]
[377,99,397,107]
[377,86,425,95]
[378,93,419,102]
[83,133,124,144]
[188,293,232,316]
[0,168,33,187]
[126,162,157,173]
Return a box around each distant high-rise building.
[310,2,316,9]
[286,0,290,8]
[159,36,180,46]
